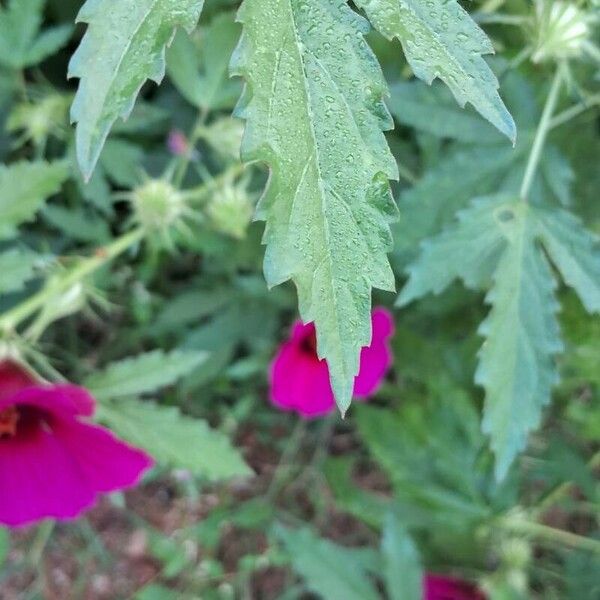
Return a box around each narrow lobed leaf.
[97,399,251,479]
[84,350,207,400]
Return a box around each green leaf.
[42,205,110,243]
[381,512,423,600]
[0,527,9,568]
[232,0,399,412]
[0,248,46,295]
[167,13,241,110]
[477,201,562,479]
[391,74,572,267]
[0,0,72,69]
[0,160,69,239]
[535,207,600,314]
[275,526,380,600]
[389,81,503,144]
[97,399,250,479]
[69,0,205,178]
[399,197,568,478]
[84,350,207,400]
[355,0,515,141]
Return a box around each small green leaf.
[69,0,205,178]
[0,160,69,239]
[275,526,380,600]
[97,399,250,479]
[0,248,46,295]
[0,0,72,69]
[356,0,515,141]
[167,13,241,110]
[84,350,207,400]
[381,512,423,600]
[232,0,399,412]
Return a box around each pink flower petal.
[1,384,95,417]
[54,419,154,493]
[424,574,487,600]
[270,340,335,419]
[0,424,96,526]
[269,307,395,417]
[354,307,394,397]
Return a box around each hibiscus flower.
[269,307,394,418]
[0,359,153,527]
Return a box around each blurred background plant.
[0,0,598,598]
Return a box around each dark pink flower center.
[0,405,51,439]
[0,406,19,437]
[299,329,318,356]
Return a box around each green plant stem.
[265,420,307,502]
[184,162,247,204]
[549,93,600,130]
[500,517,600,555]
[519,69,563,202]
[173,107,209,187]
[0,227,145,333]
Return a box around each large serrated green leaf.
[0,160,69,239]
[68,0,204,178]
[231,0,398,412]
[84,350,207,400]
[97,399,251,479]
[355,0,515,141]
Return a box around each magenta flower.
[424,574,487,600]
[0,360,153,527]
[269,307,394,418]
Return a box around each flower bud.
[531,1,596,63]
[200,117,244,161]
[206,180,253,239]
[131,179,186,231]
[7,94,70,147]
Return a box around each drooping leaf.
[167,13,241,110]
[398,197,573,478]
[0,160,69,239]
[274,525,380,600]
[97,399,251,479]
[355,0,515,140]
[69,0,205,178]
[84,350,207,400]
[0,248,46,295]
[0,0,72,69]
[231,0,399,412]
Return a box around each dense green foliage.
[0,0,598,597]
